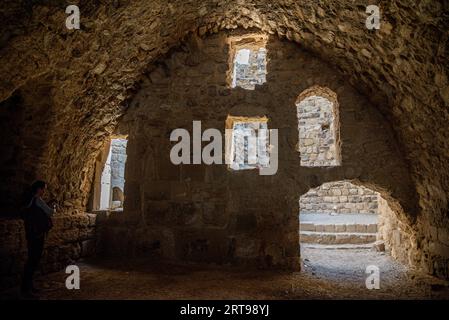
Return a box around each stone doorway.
[300,181,379,249]
[299,181,406,284]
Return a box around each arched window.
[112,187,124,202]
[296,86,341,167]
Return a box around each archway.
[299,179,418,284]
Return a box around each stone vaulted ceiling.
[0,0,448,231]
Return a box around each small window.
[296,86,341,167]
[94,137,128,211]
[225,115,270,171]
[228,35,268,90]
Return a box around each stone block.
[170,182,191,200]
[235,214,257,232]
[346,224,356,232]
[182,165,205,182]
[203,202,227,227]
[144,181,171,201]
[87,213,97,227]
[373,240,385,252]
[167,201,198,226]
[438,228,449,246]
[144,201,170,224]
[300,223,315,232]
[123,182,141,211]
[157,160,180,180]
[331,189,342,196]
[429,242,449,258]
[367,224,377,233]
[81,239,96,257]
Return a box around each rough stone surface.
[0,0,448,280]
[3,251,449,300]
[300,181,378,214]
[297,93,340,167]
[232,47,267,90]
[97,31,419,273]
[0,212,96,289]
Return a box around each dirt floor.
[2,247,449,300]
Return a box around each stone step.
[301,243,375,250]
[300,231,377,245]
[300,223,377,233]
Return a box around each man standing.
[21,180,56,298]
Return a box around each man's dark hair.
[30,180,46,196]
[20,180,46,210]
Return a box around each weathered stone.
[0,1,447,281]
[300,181,379,214]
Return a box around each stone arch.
[295,86,341,167]
[298,178,418,268]
[112,186,124,202]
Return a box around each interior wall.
[98,30,418,270]
[0,1,447,278]
[0,75,56,214]
[0,75,98,289]
[300,181,379,215]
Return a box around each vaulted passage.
[0,0,448,300]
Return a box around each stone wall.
[297,93,340,167]
[0,213,96,290]
[0,1,448,280]
[377,196,449,278]
[97,30,417,271]
[377,196,413,263]
[229,120,269,170]
[232,48,267,90]
[300,181,378,214]
[0,81,56,214]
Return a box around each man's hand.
[48,199,59,210]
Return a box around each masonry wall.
[97,31,418,271]
[377,196,416,267]
[300,181,378,214]
[233,48,267,90]
[0,1,447,281]
[0,213,96,289]
[0,81,56,214]
[297,95,339,167]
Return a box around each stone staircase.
[300,213,378,248]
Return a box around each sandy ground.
[2,247,449,300]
